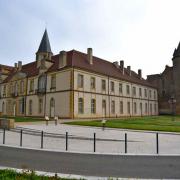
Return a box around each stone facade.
[147,42,180,114]
[0,30,158,119]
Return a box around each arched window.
[38,75,46,91]
[50,98,55,108]
[29,100,33,115]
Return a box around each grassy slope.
[65,116,180,132]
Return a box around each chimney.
[138,69,142,79]
[18,61,22,71]
[120,60,124,74]
[59,51,67,68]
[87,48,93,65]
[14,63,18,69]
[113,61,119,68]
[127,66,131,76]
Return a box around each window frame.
[78,98,84,114]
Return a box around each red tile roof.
[1,49,156,88]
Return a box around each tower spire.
[36,29,53,63]
[37,29,52,53]
[173,42,180,58]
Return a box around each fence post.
[3,128,5,144]
[20,130,23,147]
[156,133,159,154]
[66,132,68,151]
[41,131,44,149]
[125,133,127,154]
[94,133,96,152]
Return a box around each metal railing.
[0,126,172,154]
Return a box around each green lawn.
[0,169,84,180]
[0,116,44,122]
[65,116,180,132]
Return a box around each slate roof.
[37,29,52,53]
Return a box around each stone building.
[0,30,158,118]
[147,42,180,114]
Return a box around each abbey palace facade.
[0,30,158,118]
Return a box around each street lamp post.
[168,95,176,121]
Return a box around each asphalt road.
[0,146,180,179]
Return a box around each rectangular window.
[102,99,106,116]
[149,90,152,99]
[101,79,106,91]
[120,101,123,114]
[133,87,136,96]
[78,98,84,114]
[145,103,148,114]
[139,88,142,97]
[154,91,156,99]
[78,74,84,88]
[126,85,130,95]
[20,81,24,94]
[119,83,123,94]
[111,100,115,114]
[134,102,137,114]
[127,102,130,114]
[29,100,33,115]
[144,89,147,97]
[154,103,157,114]
[140,102,142,115]
[30,79,34,92]
[39,99,43,114]
[90,77,96,89]
[91,99,96,114]
[3,85,6,97]
[51,74,56,89]
[150,103,152,114]
[111,81,114,92]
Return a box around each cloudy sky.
[0,0,180,78]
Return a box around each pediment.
[11,72,27,81]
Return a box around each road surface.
[0,145,180,179]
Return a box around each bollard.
[156,133,159,154]
[125,133,127,153]
[46,120,48,126]
[55,119,57,126]
[20,130,23,147]
[3,128,5,144]
[41,131,44,149]
[94,133,96,152]
[66,132,68,151]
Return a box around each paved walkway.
[0,121,180,154]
